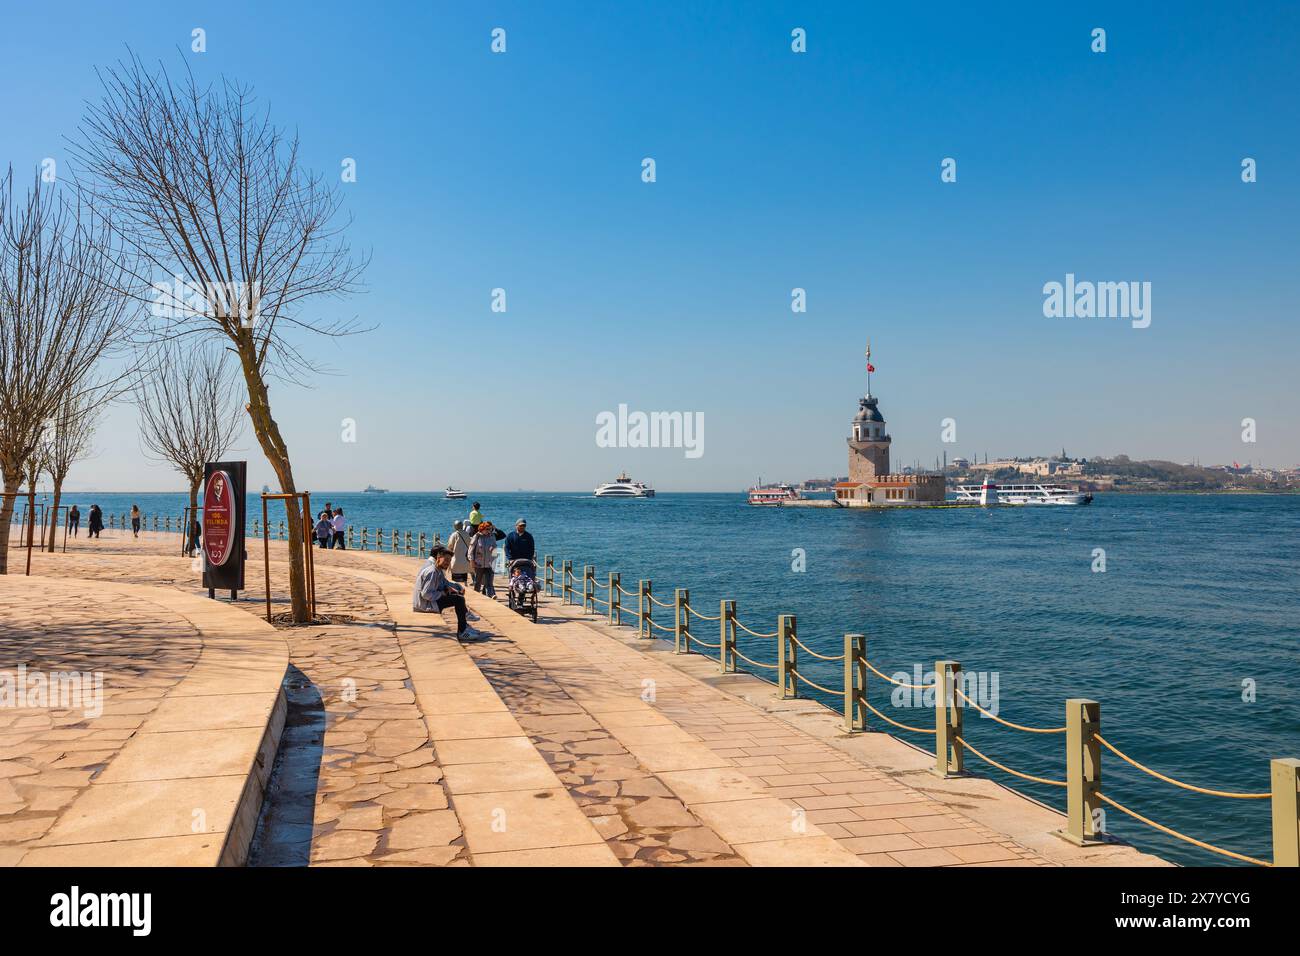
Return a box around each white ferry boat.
[952,482,1093,506]
[594,472,655,497]
[362,484,388,494]
[747,482,801,506]
[444,487,467,500]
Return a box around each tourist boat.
[593,472,655,497]
[362,484,388,494]
[747,482,801,506]
[951,483,1093,505]
[444,487,467,500]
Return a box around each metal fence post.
[543,555,553,595]
[583,565,595,613]
[1272,758,1300,867]
[844,633,865,733]
[674,588,690,654]
[719,600,736,673]
[562,559,573,604]
[934,660,964,777]
[609,572,620,624]
[639,580,650,638]
[1062,698,1102,844]
[778,615,797,698]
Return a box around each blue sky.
[2,1,1298,491]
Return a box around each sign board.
[202,461,246,594]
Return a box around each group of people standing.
[65,504,101,538]
[412,500,537,642]
[314,503,347,549]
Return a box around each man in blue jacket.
[504,519,535,576]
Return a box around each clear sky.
[3,1,1298,492]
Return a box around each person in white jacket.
[448,520,474,583]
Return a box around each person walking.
[413,546,485,641]
[187,517,202,557]
[130,504,142,538]
[315,511,332,549]
[331,508,346,549]
[470,521,501,597]
[88,504,103,539]
[68,505,80,538]
[504,518,536,578]
[448,520,473,583]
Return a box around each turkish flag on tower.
[866,363,875,373]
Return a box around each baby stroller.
[507,558,539,622]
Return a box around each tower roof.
[854,395,885,423]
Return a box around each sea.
[19,489,1299,867]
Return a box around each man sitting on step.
[413,546,486,641]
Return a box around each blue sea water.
[29,490,1300,866]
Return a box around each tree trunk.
[235,342,308,621]
[0,473,17,574]
[187,478,200,556]
[47,481,63,553]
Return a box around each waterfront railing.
[542,554,1298,869]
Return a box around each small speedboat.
[444,487,467,500]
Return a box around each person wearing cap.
[448,519,473,583]
[505,518,535,575]
[413,545,483,640]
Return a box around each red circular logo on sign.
[203,470,235,567]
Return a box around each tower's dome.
[854,396,884,423]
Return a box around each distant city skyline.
[4,1,1298,493]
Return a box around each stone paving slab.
[2,575,287,866]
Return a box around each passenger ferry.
[362,484,388,494]
[747,482,801,506]
[594,472,655,497]
[444,487,467,500]
[951,482,1093,506]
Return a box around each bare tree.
[0,168,136,573]
[74,54,367,620]
[43,389,104,552]
[135,344,242,555]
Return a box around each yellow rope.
[954,735,1066,787]
[789,635,845,662]
[1095,735,1270,799]
[733,646,778,670]
[588,594,608,607]
[647,594,674,608]
[688,636,722,649]
[861,699,934,735]
[686,605,721,621]
[792,669,845,697]
[733,619,777,638]
[953,688,1066,734]
[646,617,674,633]
[864,659,929,690]
[1096,792,1271,867]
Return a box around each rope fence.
[536,553,1298,869]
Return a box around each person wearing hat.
[470,521,501,597]
[504,518,535,576]
[413,545,483,640]
[448,519,473,583]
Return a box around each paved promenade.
[1,530,1168,867]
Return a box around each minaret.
[847,341,891,482]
